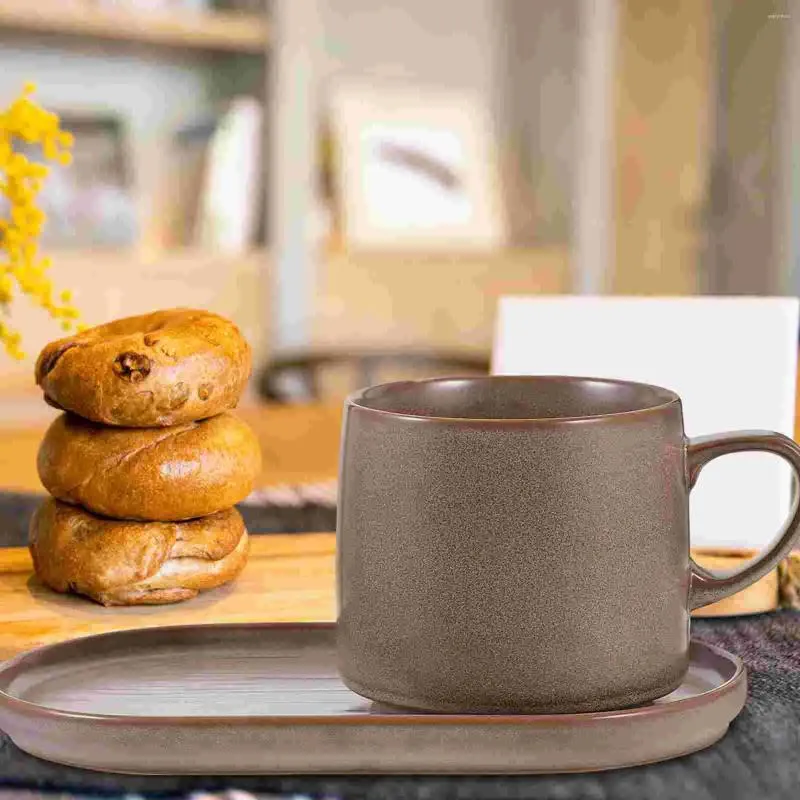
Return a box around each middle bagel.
[38,412,261,521]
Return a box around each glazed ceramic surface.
[337,376,800,712]
[0,624,746,774]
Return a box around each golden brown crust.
[35,309,252,427]
[96,531,250,606]
[29,500,249,606]
[38,412,262,521]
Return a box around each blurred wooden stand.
[691,549,779,617]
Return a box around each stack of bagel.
[29,309,261,606]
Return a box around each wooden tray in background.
[691,549,778,617]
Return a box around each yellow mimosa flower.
[0,83,80,358]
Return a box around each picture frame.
[329,83,506,251]
[28,111,138,248]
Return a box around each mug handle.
[688,431,800,610]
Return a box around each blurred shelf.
[313,246,570,352]
[0,247,270,392]
[322,246,571,268]
[46,247,268,273]
[0,2,269,54]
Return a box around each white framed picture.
[329,83,506,251]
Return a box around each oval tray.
[0,623,746,775]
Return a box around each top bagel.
[35,309,252,427]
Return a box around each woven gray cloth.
[0,611,798,800]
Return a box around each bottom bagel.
[29,499,249,606]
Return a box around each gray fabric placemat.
[0,611,798,799]
[0,492,336,547]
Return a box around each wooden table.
[0,535,336,661]
[0,395,341,660]
[0,402,343,495]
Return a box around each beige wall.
[316,0,500,101]
[503,0,579,245]
[708,1,787,294]
[612,0,712,295]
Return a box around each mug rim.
[346,375,681,424]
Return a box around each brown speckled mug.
[337,376,800,713]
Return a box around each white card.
[493,296,799,549]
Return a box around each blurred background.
[0,0,798,410]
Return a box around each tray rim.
[0,622,746,728]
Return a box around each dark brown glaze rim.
[0,623,744,728]
[346,375,681,425]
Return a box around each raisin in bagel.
[35,308,251,427]
[38,412,261,521]
[30,499,249,606]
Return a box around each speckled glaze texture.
[337,376,800,713]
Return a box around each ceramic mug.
[337,376,800,713]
